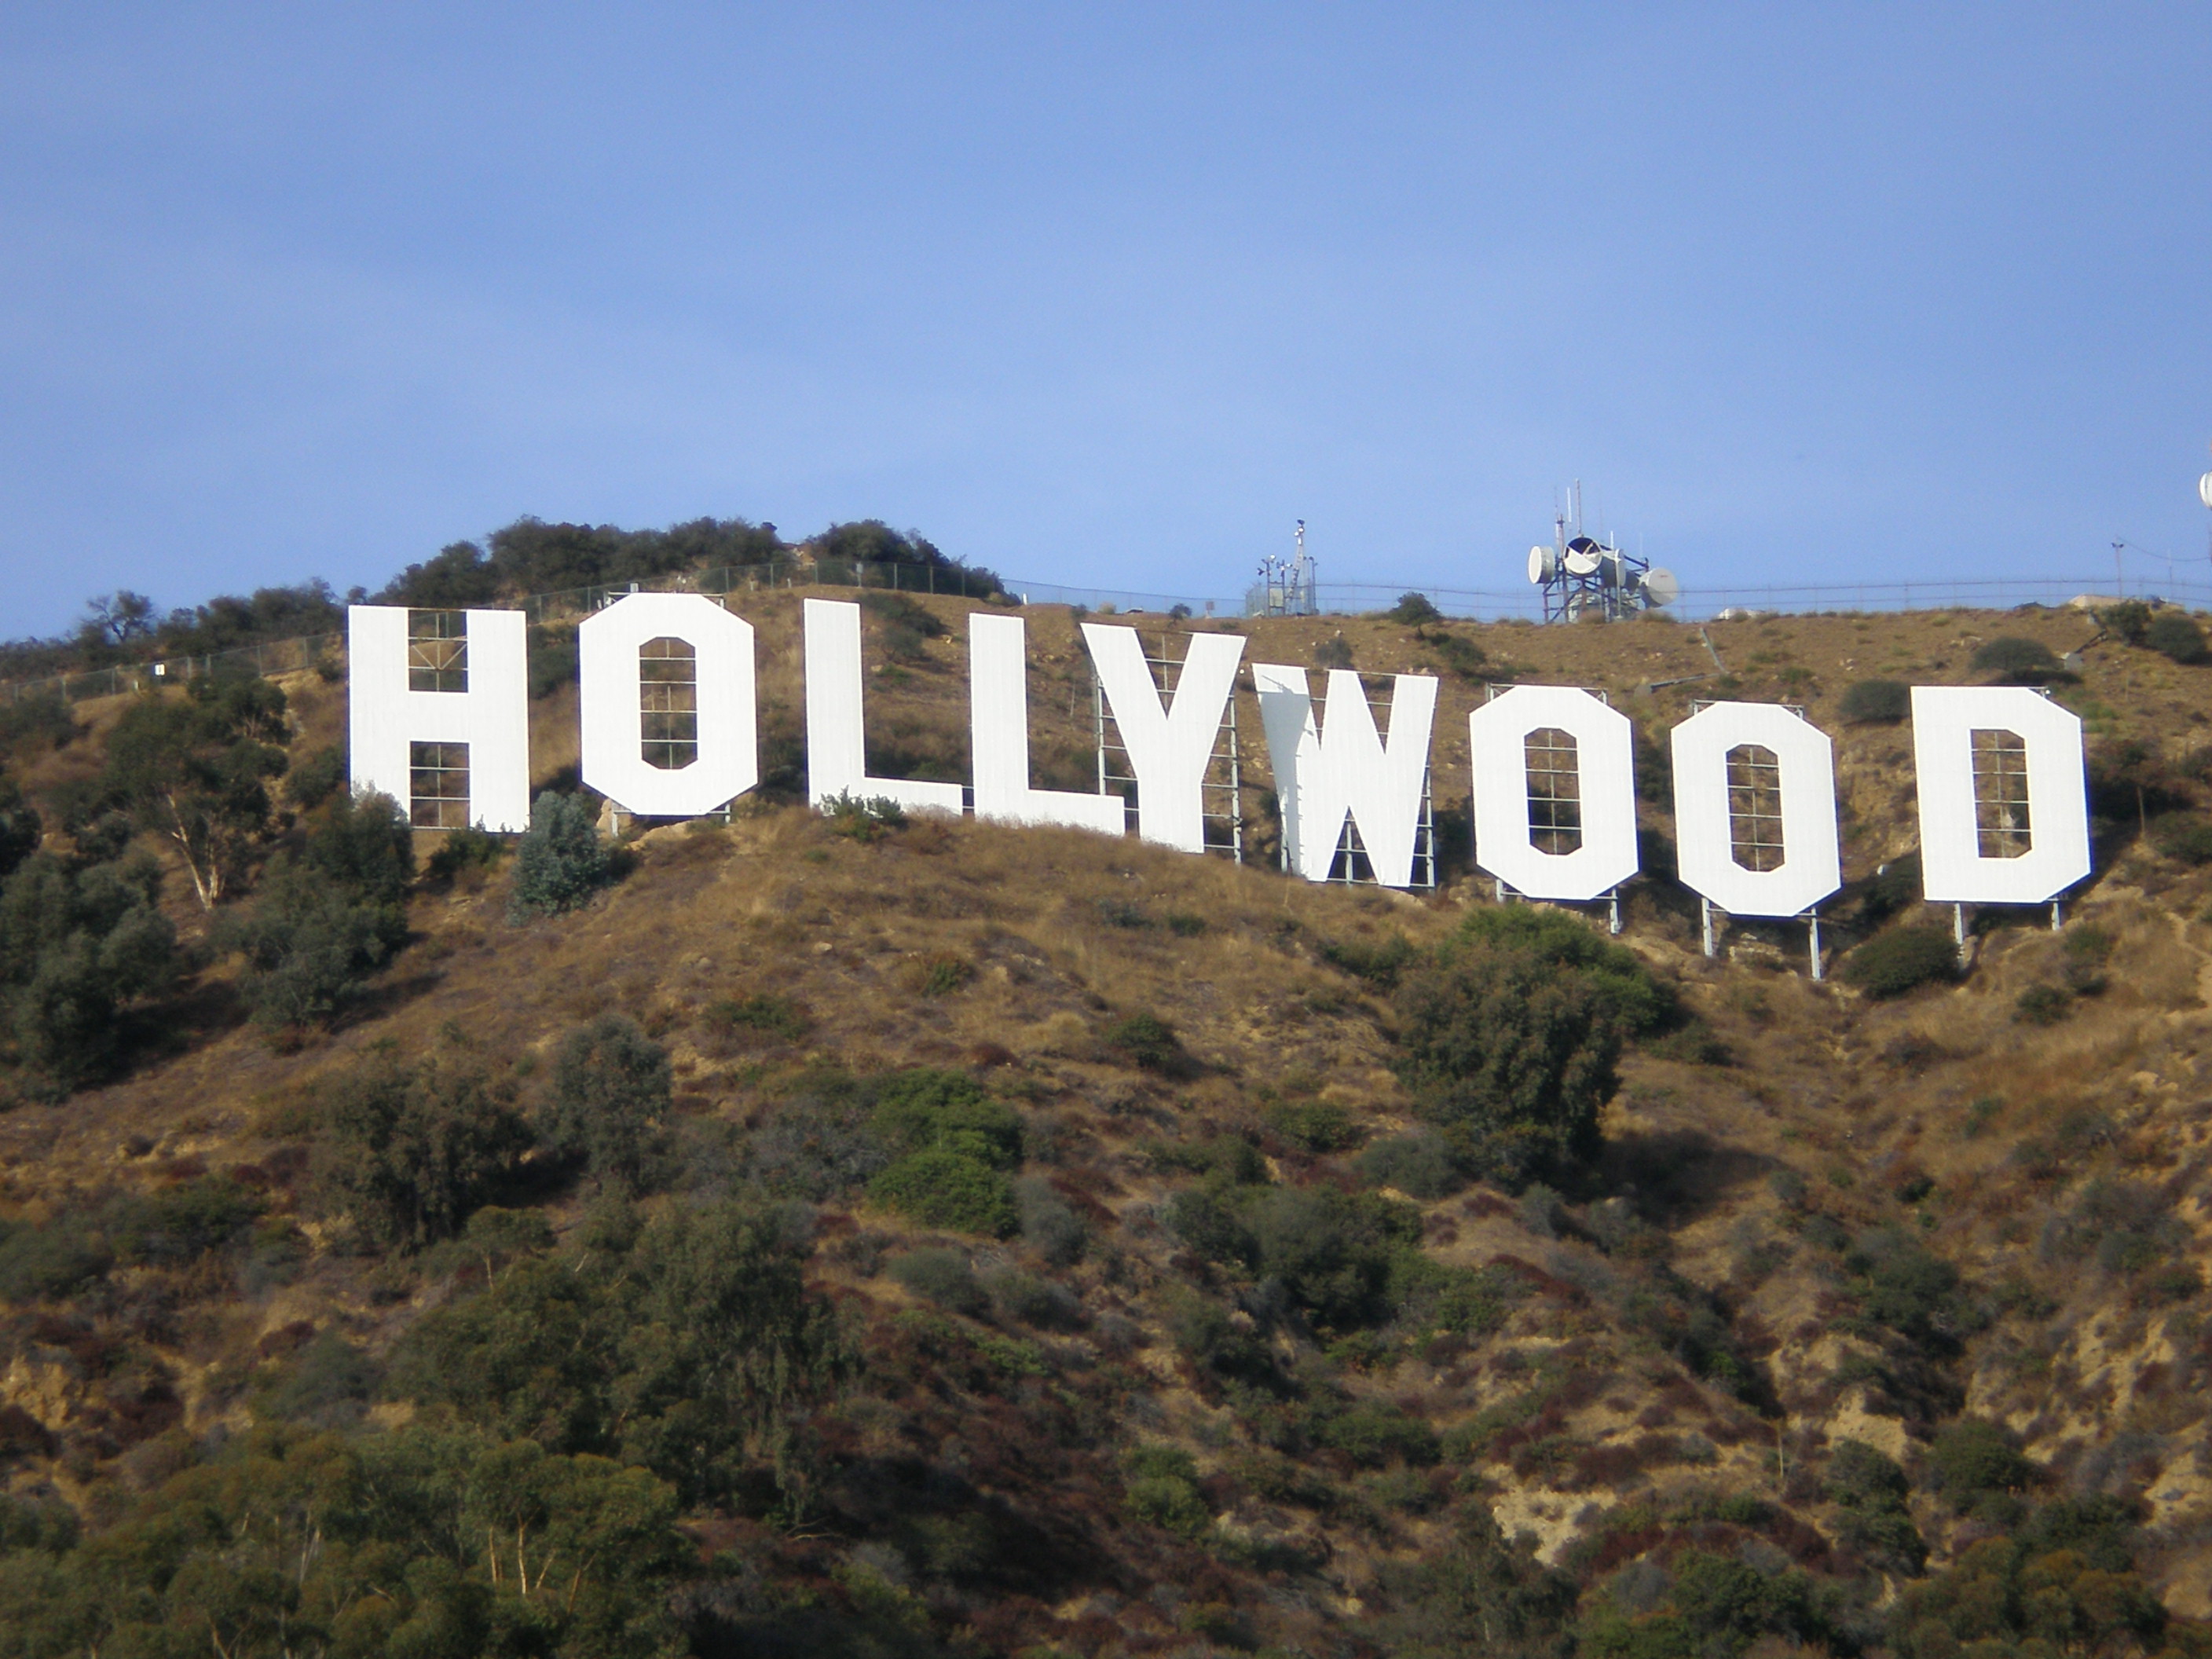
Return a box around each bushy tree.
[548,1013,672,1196]
[1387,591,1444,624]
[1838,678,1911,723]
[0,849,175,1091]
[0,775,39,881]
[2146,609,2210,664]
[863,1069,1022,1235]
[1969,635,2067,683]
[1397,925,1646,1185]
[1370,1507,1578,1657]
[101,676,290,907]
[0,1426,687,1658]
[397,1199,848,1514]
[1826,1439,1927,1574]
[2100,599,2155,645]
[1840,925,1959,998]
[317,1049,532,1251]
[509,790,614,918]
[224,791,413,1029]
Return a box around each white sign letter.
[1669,701,1840,917]
[347,605,529,831]
[802,599,965,815]
[1083,624,1246,852]
[1252,667,1437,887]
[970,612,1122,833]
[1911,686,2089,904]
[1467,685,1638,901]
[580,593,758,818]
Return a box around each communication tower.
[1526,484,1677,623]
[1247,521,1320,617]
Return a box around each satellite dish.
[2199,471,2212,511]
[1643,567,1680,608]
[1527,544,1556,583]
[1563,544,1602,576]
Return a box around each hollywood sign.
[348,597,2091,917]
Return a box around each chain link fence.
[8,562,2207,709]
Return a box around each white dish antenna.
[1528,544,1557,584]
[1563,535,1602,577]
[2199,471,2212,511]
[1643,567,1680,607]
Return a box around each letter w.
[1251,667,1437,886]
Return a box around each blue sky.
[2,4,2210,632]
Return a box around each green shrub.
[1968,635,2066,683]
[317,1049,533,1251]
[869,1069,1020,1167]
[0,848,178,1091]
[253,1331,379,1426]
[888,1247,985,1314]
[509,790,615,917]
[822,792,907,841]
[1445,906,1675,1033]
[1840,925,1958,998]
[1370,1511,1578,1654]
[109,1176,265,1265]
[1239,1186,1422,1330]
[706,992,813,1044]
[1393,925,1633,1185]
[423,822,506,884]
[1317,1401,1440,1467]
[1927,1417,2035,1512]
[1266,1099,1361,1152]
[1838,679,1911,723]
[223,792,413,1029]
[390,1196,846,1525]
[1826,1439,1926,1574]
[869,1152,1018,1236]
[2145,610,2209,664]
[1320,932,1415,987]
[1357,1130,1463,1198]
[2014,983,2071,1025]
[1163,1290,1279,1386]
[1387,592,1444,624]
[2100,599,2154,644]
[527,626,580,698]
[283,745,348,810]
[2154,815,2212,865]
[982,1266,1080,1328]
[1849,1227,1979,1345]
[1015,1176,1087,1265]
[547,1013,672,1196]
[1104,1010,1192,1075]
[0,1212,110,1302]
[1122,1445,1211,1535]
[0,691,77,755]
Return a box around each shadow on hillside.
[332,968,451,1030]
[1593,1126,1771,1226]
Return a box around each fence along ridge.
[5,561,2203,708]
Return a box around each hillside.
[2,593,2212,1657]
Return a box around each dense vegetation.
[0,514,1002,686]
